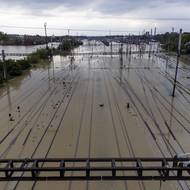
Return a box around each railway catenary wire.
[155,54,190,97]
[138,70,186,153]
[0,59,71,113]
[0,70,74,158]
[136,60,190,190]
[137,69,190,135]
[122,56,190,133]
[30,75,82,190]
[115,75,158,140]
[0,67,54,99]
[0,68,52,112]
[0,85,52,144]
[138,68,190,157]
[67,59,92,190]
[134,70,176,156]
[107,58,188,190]
[0,69,77,162]
[0,77,58,144]
[4,56,78,129]
[0,72,49,114]
[9,69,81,190]
[0,69,67,126]
[0,49,189,187]
[158,69,190,110]
[0,69,43,99]
[86,58,95,190]
[113,76,187,190]
[101,60,129,190]
[104,57,186,189]
[0,62,78,178]
[138,72,177,139]
[110,70,167,156]
[102,57,145,190]
[158,70,190,102]
[66,56,106,190]
[156,54,190,75]
[135,69,185,153]
[25,70,80,158]
[158,67,190,97]
[0,64,73,146]
[115,63,179,154]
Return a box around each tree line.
[156,32,190,54]
[0,38,83,84]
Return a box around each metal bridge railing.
[0,157,190,181]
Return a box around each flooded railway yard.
[1,42,190,190]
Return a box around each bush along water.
[0,48,51,81]
[0,38,83,83]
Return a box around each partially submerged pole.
[2,50,7,80]
[44,22,48,49]
[172,29,182,97]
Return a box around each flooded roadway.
[0,42,190,190]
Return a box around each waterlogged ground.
[0,42,190,190]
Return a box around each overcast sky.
[0,0,190,35]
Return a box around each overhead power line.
[0,25,140,33]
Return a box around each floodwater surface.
[0,42,190,190]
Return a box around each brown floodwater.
[0,42,190,190]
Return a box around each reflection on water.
[119,56,124,85]
[6,82,12,111]
[0,43,59,60]
[0,69,32,97]
[168,97,175,139]
[0,42,190,190]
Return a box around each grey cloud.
[2,0,190,14]
[1,0,190,22]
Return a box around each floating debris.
[9,113,15,121]
[127,102,130,109]
[17,106,20,112]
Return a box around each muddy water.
[0,43,59,60]
[0,42,190,190]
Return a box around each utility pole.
[172,29,182,97]
[2,50,7,80]
[51,34,55,58]
[109,30,113,57]
[68,29,70,41]
[119,43,123,68]
[150,28,153,36]
[148,42,151,58]
[44,22,48,49]
[154,27,157,36]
